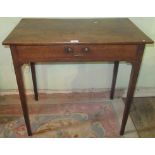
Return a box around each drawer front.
[16,44,138,63]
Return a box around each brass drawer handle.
[81,47,90,53]
[64,47,74,53]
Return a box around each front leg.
[11,46,32,136]
[120,45,145,135]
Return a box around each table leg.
[30,62,38,101]
[120,45,145,135]
[15,64,32,136]
[110,61,119,99]
[11,46,32,136]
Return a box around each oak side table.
[2,18,153,136]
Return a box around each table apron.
[15,45,139,63]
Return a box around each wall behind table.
[0,17,155,92]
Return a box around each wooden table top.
[3,18,153,45]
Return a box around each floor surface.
[129,97,155,137]
[0,92,154,137]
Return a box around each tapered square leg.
[110,61,119,99]
[30,62,38,101]
[11,46,32,136]
[120,45,145,135]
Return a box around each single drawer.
[16,44,138,63]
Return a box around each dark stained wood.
[2,18,154,136]
[30,62,38,101]
[15,44,138,63]
[3,18,153,45]
[110,61,119,99]
[10,45,32,136]
[120,44,145,135]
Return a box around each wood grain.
[3,18,153,45]
[15,44,138,63]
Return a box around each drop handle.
[64,47,74,53]
[81,47,90,53]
